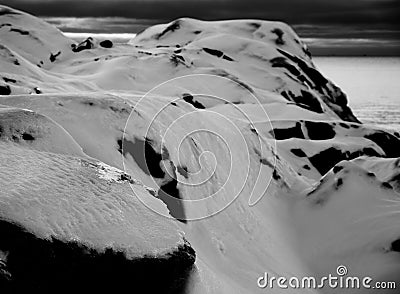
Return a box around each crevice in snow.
[118,136,166,178]
[158,179,187,224]
[118,136,187,222]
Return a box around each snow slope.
[0,5,399,293]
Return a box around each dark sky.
[2,0,400,55]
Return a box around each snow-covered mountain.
[0,5,399,293]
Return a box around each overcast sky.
[3,0,400,55]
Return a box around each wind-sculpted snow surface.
[0,5,400,293]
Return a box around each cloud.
[3,0,399,27]
[303,37,400,56]
[303,38,400,48]
[44,17,157,33]
[2,0,399,55]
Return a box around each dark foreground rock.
[0,138,195,294]
[0,220,195,293]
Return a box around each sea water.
[314,57,400,131]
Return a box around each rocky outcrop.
[0,135,195,292]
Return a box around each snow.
[0,5,400,293]
[0,141,186,258]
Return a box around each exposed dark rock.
[182,93,205,109]
[271,28,285,45]
[72,37,94,53]
[177,166,189,178]
[22,133,34,141]
[260,157,274,168]
[49,51,61,62]
[170,54,185,66]
[309,148,348,176]
[138,50,152,56]
[117,138,123,154]
[249,22,261,29]
[272,169,281,180]
[391,238,400,252]
[308,147,380,176]
[271,57,301,76]
[277,48,328,93]
[253,147,274,168]
[280,91,291,101]
[389,173,400,187]
[203,47,223,58]
[9,28,29,35]
[298,90,324,113]
[201,47,234,61]
[83,100,94,106]
[364,131,400,158]
[222,54,234,61]
[0,85,11,95]
[302,46,312,58]
[157,20,181,39]
[33,87,42,94]
[339,122,350,129]
[99,40,113,48]
[335,178,343,189]
[381,182,393,190]
[3,77,16,83]
[108,105,131,114]
[362,147,380,157]
[281,90,323,114]
[304,121,335,140]
[276,48,360,122]
[0,220,195,293]
[211,69,255,94]
[332,165,344,174]
[270,122,304,140]
[290,148,307,157]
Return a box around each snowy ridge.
[0,106,85,156]
[0,5,400,293]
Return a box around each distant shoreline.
[62,31,400,57]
